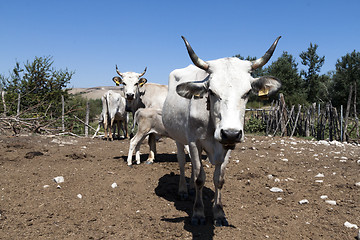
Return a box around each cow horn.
[139,67,147,77]
[251,36,281,70]
[181,36,209,71]
[115,65,123,77]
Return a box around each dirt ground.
[0,133,359,240]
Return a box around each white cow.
[93,90,127,140]
[162,36,281,226]
[127,108,169,166]
[112,67,168,164]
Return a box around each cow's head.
[176,36,281,149]
[112,66,147,101]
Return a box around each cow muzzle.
[220,129,242,149]
[126,93,135,101]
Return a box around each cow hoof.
[145,160,153,165]
[191,216,206,226]
[214,217,229,227]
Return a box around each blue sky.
[1,1,359,88]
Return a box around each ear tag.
[193,94,202,99]
[258,87,269,97]
[139,82,145,87]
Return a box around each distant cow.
[93,90,127,140]
[112,67,168,164]
[162,36,281,226]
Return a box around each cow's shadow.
[155,173,216,240]
[116,153,179,164]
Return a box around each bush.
[245,116,266,133]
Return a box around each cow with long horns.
[162,36,281,226]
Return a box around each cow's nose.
[126,93,134,100]
[220,129,242,143]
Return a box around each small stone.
[77,194,82,199]
[315,173,324,178]
[111,183,118,188]
[325,200,336,205]
[270,187,283,193]
[53,176,64,183]
[344,221,358,229]
[299,199,309,204]
[320,195,328,199]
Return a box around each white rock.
[325,200,337,205]
[299,199,309,204]
[355,182,360,187]
[274,178,280,182]
[281,158,288,162]
[277,197,283,201]
[318,140,330,146]
[315,180,323,183]
[344,221,358,229]
[43,185,50,188]
[111,183,118,188]
[56,185,61,189]
[270,187,283,193]
[320,195,328,199]
[77,194,82,199]
[315,173,324,178]
[267,174,274,180]
[357,160,360,165]
[53,176,64,183]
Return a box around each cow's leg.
[146,133,156,164]
[176,142,188,200]
[184,145,195,194]
[109,118,114,141]
[212,150,230,227]
[127,132,146,166]
[123,118,128,139]
[103,117,108,140]
[189,142,206,225]
[116,120,121,139]
[124,113,129,138]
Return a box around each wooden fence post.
[85,100,89,137]
[290,105,302,138]
[340,105,343,142]
[61,95,65,132]
[2,91,7,116]
[17,93,21,115]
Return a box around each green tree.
[1,56,74,117]
[263,51,306,106]
[299,43,325,103]
[330,50,360,109]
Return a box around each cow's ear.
[112,76,123,86]
[176,80,208,99]
[138,78,147,87]
[251,76,281,97]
